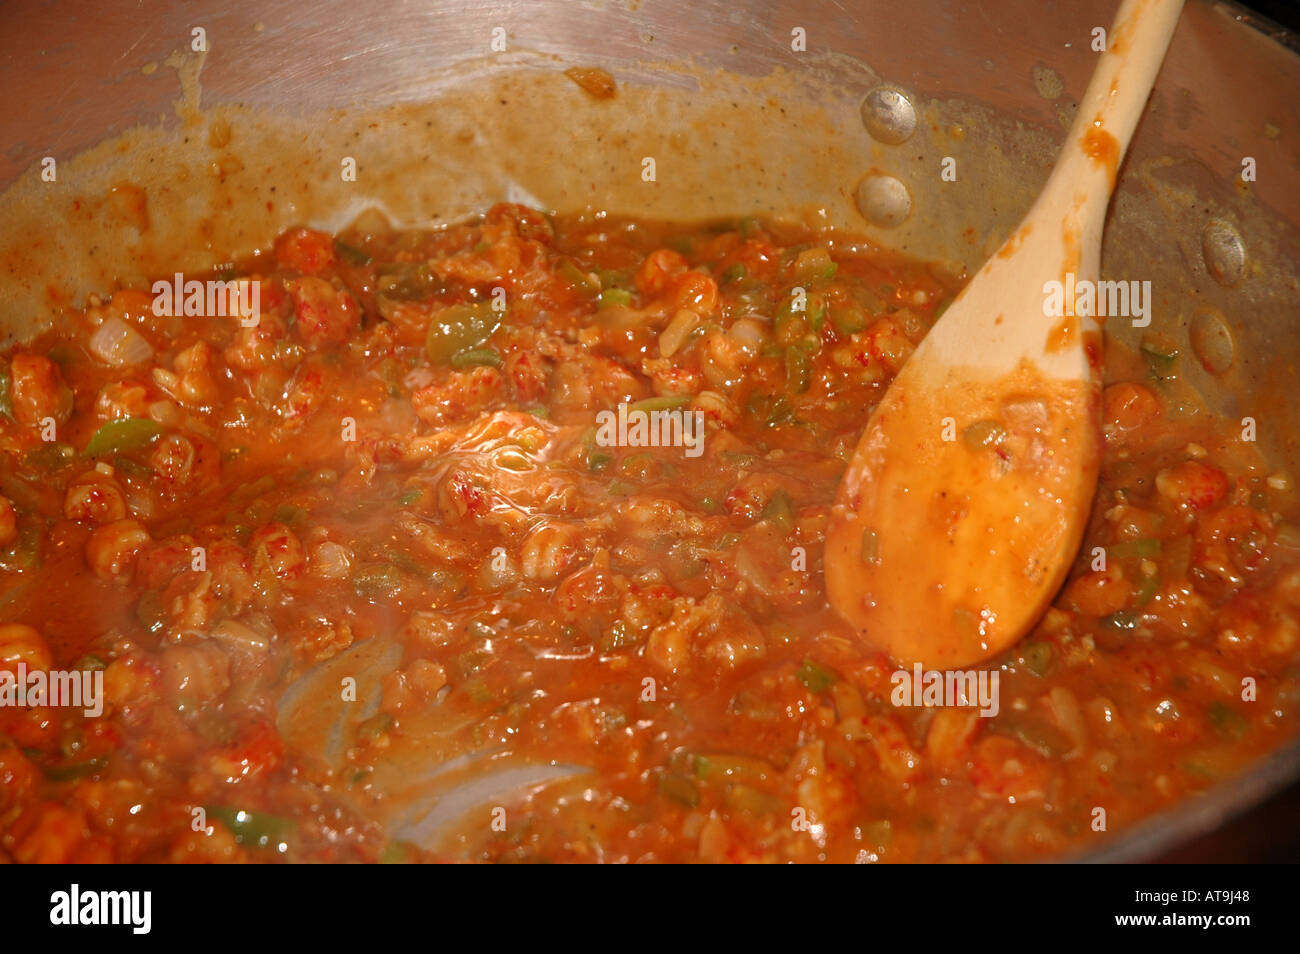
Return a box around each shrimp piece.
[136,536,197,589]
[699,330,756,389]
[1156,460,1229,511]
[94,379,153,420]
[207,721,282,783]
[862,715,923,784]
[698,815,762,863]
[924,708,980,773]
[618,495,707,538]
[223,322,279,372]
[503,350,550,404]
[437,469,493,522]
[208,539,255,606]
[85,519,151,582]
[642,356,703,397]
[786,740,858,848]
[1102,381,1161,445]
[554,558,621,623]
[1195,504,1274,583]
[63,465,128,525]
[723,474,787,522]
[411,366,503,426]
[672,272,719,315]
[284,275,359,348]
[1062,563,1131,617]
[284,366,326,420]
[520,520,584,582]
[102,654,160,710]
[9,353,74,426]
[635,249,688,297]
[149,433,221,494]
[645,593,727,671]
[288,618,355,667]
[249,522,306,580]
[153,340,220,406]
[1104,501,1163,541]
[861,317,914,374]
[380,659,449,715]
[693,390,738,429]
[0,623,53,674]
[274,227,336,274]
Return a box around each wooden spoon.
[825,0,1184,669]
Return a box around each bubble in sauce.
[860,86,917,145]
[855,174,912,228]
[1201,218,1245,287]
[1189,306,1235,375]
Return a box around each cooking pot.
[0,0,1296,861]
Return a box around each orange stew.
[1,203,1298,862]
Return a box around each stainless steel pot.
[1,0,1297,860]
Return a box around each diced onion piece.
[659,309,701,358]
[728,318,767,357]
[88,316,153,367]
[311,541,354,580]
[1045,686,1087,755]
[209,619,271,654]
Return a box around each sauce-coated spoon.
[825,0,1185,669]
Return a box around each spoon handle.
[1042,0,1185,249]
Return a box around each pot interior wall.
[0,0,1297,856]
